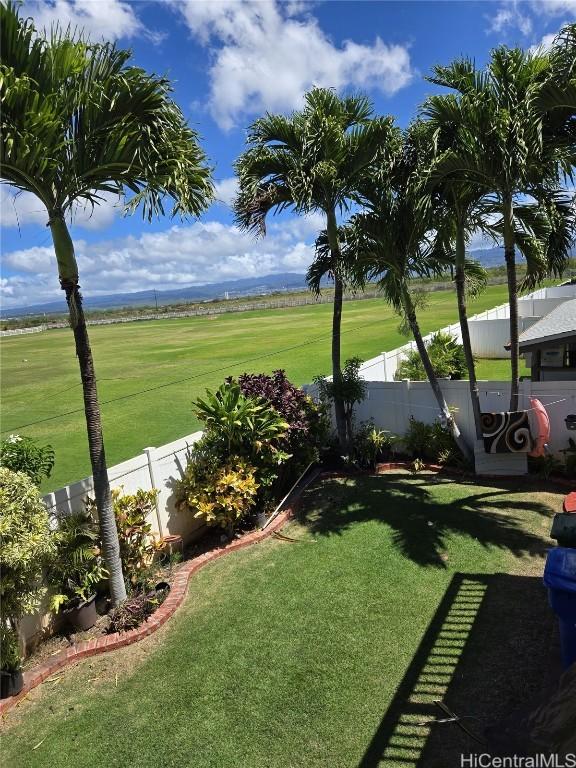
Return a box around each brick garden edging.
[0,506,295,717]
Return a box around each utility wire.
[2,316,386,433]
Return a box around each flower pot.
[63,594,98,632]
[0,668,24,699]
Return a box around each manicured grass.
[1,284,521,491]
[1,474,559,768]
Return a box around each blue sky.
[1,0,574,309]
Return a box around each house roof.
[518,298,576,350]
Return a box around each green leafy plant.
[48,511,107,612]
[195,382,289,460]
[0,625,20,673]
[0,434,54,486]
[179,458,259,534]
[403,417,464,467]
[314,357,367,445]
[351,423,398,470]
[237,370,329,468]
[86,488,160,589]
[395,332,468,381]
[0,468,55,670]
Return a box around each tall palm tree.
[424,46,568,411]
[0,3,213,604]
[410,118,488,442]
[234,87,399,448]
[344,131,474,464]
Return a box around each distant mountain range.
[1,273,315,318]
[3,246,574,318]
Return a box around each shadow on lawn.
[357,572,560,768]
[298,474,555,567]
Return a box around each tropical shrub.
[0,468,55,669]
[0,625,20,672]
[351,423,398,469]
[314,357,367,444]
[195,381,289,462]
[48,511,107,611]
[86,488,160,589]
[237,370,328,465]
[395,332,468,381]
[179,458,259,533]
[403,417,462,466]
[0,434,54,485]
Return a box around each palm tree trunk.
[503,195,520,411]
[48,212,126,606]
[326,209,348,449]
[455,224,483,440]
[401,287,473,465]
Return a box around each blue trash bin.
[543,547,576,669]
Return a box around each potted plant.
[0,468,55,698]
[0,626,24,699]
[49,512,107,632]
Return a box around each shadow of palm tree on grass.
[297,473,555,567]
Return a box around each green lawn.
[1,284,524,491]
[1,473,559,768]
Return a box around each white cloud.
[213,177,239,207]
[25,0,148,42]
[173,0,413,130]
[488,1,533,35]
[488,0,575,37]
[0,217,324,308]
[0,188,122,231]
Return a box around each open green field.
[1,283,525,491]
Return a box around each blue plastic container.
[543,547,576,669]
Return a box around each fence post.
[143,447,164,538]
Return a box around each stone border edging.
[0,505,295,717]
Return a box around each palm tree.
[234,87,399,448]
[344,131,474,464]
[409,118,488,442]
[541,23,576,174]
[0,3,213,604]
[424,46,568,411]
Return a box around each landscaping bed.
[1,472,563,768]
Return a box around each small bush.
[314,357,367,444]
[395,332,468,381]
[0,625,20,672]
[237,370,328,465]
[0,468,55,669]
[108,587,168,634]
[86,488,160,589]
[350,423,398,470]
[48,511,107,611]
[403,417,462,466]
[180,458,259,533]
[0,434,54,485]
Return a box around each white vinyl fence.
[359,284,576,381]
[306,378,576,463]
[43,430,205,542]
[22,431,204,648]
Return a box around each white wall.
[307,379,576,457]
[468,316,539,359]
[42,430,205,542]
[360,284,576,381]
